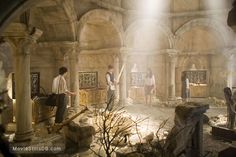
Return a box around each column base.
[168,97,177,101]
[14,129,34,142]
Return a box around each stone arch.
[55,0,78,41]
[77,9,124,48]
[0,0,37,34]
[125,19,174,50]
[175,18,235,48]
[179,56,206,70]
[0,0,77,41]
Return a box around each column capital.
[120,47,129,54]
[54,47,67,61]
[61,41,79,51]
[4,26,43,56]
[167,51,178,63]
[223,47,236,62]
[112,53,119,60]
[41,41,79,56]
[166,49,178,57]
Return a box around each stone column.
[68,43,80,109]
[167,52,177,100]
[226,54,234,89]
[114,54,120,101]
[119,49,128,106]
[54,47,66,73]
[10,28,42,141]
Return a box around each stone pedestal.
[212,126,236,141]
[165,102,209,157]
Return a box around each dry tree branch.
[92,106,146,157]
[155,119,169,141]
[131,117,149,143]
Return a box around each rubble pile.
[209,114,227,127]
[208,97,226,107]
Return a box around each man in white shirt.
[52,67,75,124]
[106,65,117,111]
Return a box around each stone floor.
[124,98,227,131]
[124,101,236,157]
[3,98,236,157]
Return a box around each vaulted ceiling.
[0,0,234,42]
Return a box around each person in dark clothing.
[224,87,236,129]
[106,65,117,111]
[227,0,236,28]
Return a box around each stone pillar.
[54,47,66,73]
[10,28,42,141]
[119,50,128,106]
[167,52,177,100]
[68,43,80,109]
[114,54,120,101]
[226,54,234,89]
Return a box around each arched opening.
[125,20,173,101]
[175,22,230,98]
[77,9,123,105]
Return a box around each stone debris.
[64,116,95,149]
[208,97,226,107]
[209,114,227,126]
[165,102,209,157]
[143,132,154,143]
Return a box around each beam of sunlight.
[126,0,169,100]
[203,0,229,10]
[138,0,168,17]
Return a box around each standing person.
[185,77,190,101]
[52,67,75,125]
[181,74,190,101]
[144,68,156,105]
[106,65,117,111]
[224,87,236,129]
